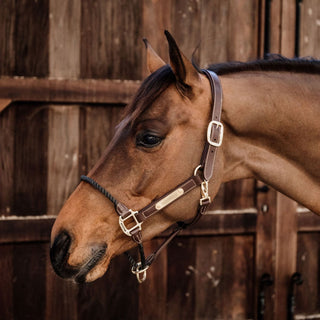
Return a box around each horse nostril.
[50,230,76,278]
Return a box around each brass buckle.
[207,120,224,147]
[131,262,149,283]
[119,210,142,237]
[200,180,211,206]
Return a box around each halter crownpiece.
[80,69,224,283]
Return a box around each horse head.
[50,31,225,283]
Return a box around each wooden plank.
[280,0,296,57]
[269,0,282,53]
[195,235,254,319]
[80,0,143,80]
[49,0,81,78]
[0,99,11,113]
[200,0,260,66]
[296,232,320,315]
[47,106,80,214]
[299,0,320,58]
[298,210,320,231]
[0,105,14,215]
[0,77,140,105]
[166,237,196,319]
[47,0,81,218]
[0,245,14,319]
[13,242,47,319]
[14,0,49,76]
[0,217,54,243]
[12,104,48,215]
[178,212,257,236]
[139,239,167,320]
[219,179,255,210]
[77,254,139,320]
[274,193,298,319]
[255,184,277,320]
[0,0,15,75]
[45,266,78,320]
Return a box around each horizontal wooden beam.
[0,216,55,244]
[0,77,141,106]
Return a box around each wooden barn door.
[0,1,319,320]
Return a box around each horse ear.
[143,38,166,74]
[164,30,200,87]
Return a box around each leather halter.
[81,69,223,283]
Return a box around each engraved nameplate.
[155,188,184,210]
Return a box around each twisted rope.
[80,175,118,208]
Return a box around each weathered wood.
[298,209,320,231]
[14,0,49,76]
[12,242,47,319]
[81,0,143,80]
[274,193,298,319]
[195,236,254,319]
[0,217,54,243]
[255,184,277,320]
[299,0,320,58]
[0,245,13,319]
[0,0,15,75]
[166,237,196,319]
[200,0,260,66]
[0,106,14,216]
[12,104,48,215]
[0,99,11,113]
[280,0,296,57]
[47,106,80,214]
[296,232,320,315]
[139,239,167,320]
[78,254,139,320]
[45,266,78,320]
[49,0,81,78]
[179,211,257,236]
[0,77,140,105]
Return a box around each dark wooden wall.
[0,0,319,319]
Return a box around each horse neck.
[220,71,320,213]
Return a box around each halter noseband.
[80,70,224,283]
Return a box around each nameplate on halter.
[155,188,184,211]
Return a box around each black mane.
[208,54,320,75]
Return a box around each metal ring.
[194,165,202,176]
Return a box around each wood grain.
[0,77,140,105]
[12,104,48,215]
[81,0,143,80]
[14,0,49,76]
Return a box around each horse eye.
[136,132,163,148]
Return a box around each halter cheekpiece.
[80,70,224,283]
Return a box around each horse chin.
[75,256,110,283]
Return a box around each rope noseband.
[81,70,224,283]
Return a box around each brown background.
[0,0,319,319]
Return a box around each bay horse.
[50,31,320,284]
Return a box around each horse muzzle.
[50,230,107,283]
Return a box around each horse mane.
[121,55,320,127]
[208,54,320,75]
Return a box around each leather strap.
[80,69,224,278]
[200,70,223,181]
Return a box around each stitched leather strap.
[200,70,223,181]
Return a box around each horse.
[50,31,320,284]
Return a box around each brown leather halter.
[81,69,223,283]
